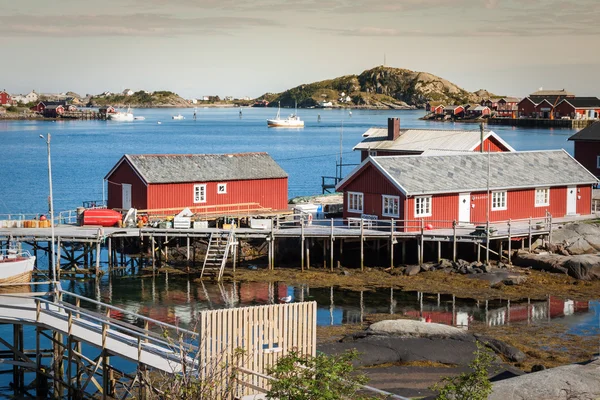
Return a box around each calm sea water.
[0,107,577,215]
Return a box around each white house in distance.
[123,89,134,96]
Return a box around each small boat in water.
[134,116,145,121]
[108,107,134,122]
[172,114,185,120]
[0,249,35,285]
[267,102,304,128]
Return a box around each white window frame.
[382,195,400,218]
[535,187,550,207]
[347,192,363,213]
[596,156,600,169]
[491,191,507,211]
[217,183,227,194]
[414,196,432,217]
[194,184,206,203]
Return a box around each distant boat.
[134,116,145,121]
[318,101,333,108]
[172,114,185,120]
[108,107,134,121]
[267,102,304,128]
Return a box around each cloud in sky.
[0,13,280,37]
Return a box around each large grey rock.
[512,251,600,280]
[474,334,526,362]
[490,358,600,400]
[551,223,600,255]
[368,319,467,338]
[405,264,421,276]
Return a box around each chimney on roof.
[388,118,400,141]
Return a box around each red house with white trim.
[104,153,288,213]
[336,150,596,231]
[354,118,514,161]
[0,90,12,105]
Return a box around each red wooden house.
[433,105,445,115]
[568,122,600,178]
[444,105,465,118]
[336,150,596,231]
[0,90,12,105]
[496,97,520,118]
[104,153,288,213]
[43,104,65,118]
[554,98,600,120]
[354,118,514,161]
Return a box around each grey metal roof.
[568,122,600,142]
[354,128,515,152]
[365,150,597,196]
[108,153,288,183]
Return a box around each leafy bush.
[266,350,371,400]
[433,342,495,400]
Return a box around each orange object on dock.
[82,209,122,227]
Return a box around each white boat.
[267,102,304,128]
[172,114,185,120]
[133,116,145,121]
[108,107,134,121]
[0,249,35,284]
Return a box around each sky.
[1,0,599,99]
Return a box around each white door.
[122,184,132,210]
[458,193,471,224]
[566,186,577,215]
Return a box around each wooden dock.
[0,213,590,280]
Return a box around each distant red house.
[554,98,600,120]
[0,91,11,106]
[31,100,68,114]
[354,118,513,161]
[467,105,491,118]
[433,105,445,115]
[568,122,600,178]
[43,105,65,118]
[104,153,289,212]
[495,97,520,118]
[444,105,465,118]
[336,150,596,230]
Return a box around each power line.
[275,151,355,162]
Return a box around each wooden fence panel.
[198,301,317,398]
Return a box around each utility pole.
[40,134,57,286]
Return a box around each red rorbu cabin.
[336,150,597,231]
[568,122,600,178]
[354,118,514,161]
[104,153,288,214]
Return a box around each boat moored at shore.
[0,249,35,284]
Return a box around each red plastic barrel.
[82,209,122,227]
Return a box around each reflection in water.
[62,276,598,336]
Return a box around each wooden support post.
[401,240,406,263]
[528,216,532,253]
[507,220,512,265]
[330,218,334,272]
[186,235,190,267]
[12,324,19,395]
[53,331,63,399]
[151,236,156,272]
[33,240,38,269]
[499,241,503,262]
[57,237,62,278]
[419,219,424,266]
[95,239,101,277]
[548,214,553,245]
[323,239,327,269]
[306,238,310,271]
[477,242,481,262]
[485,220,490,264]
[360,219,364,271]
[390,220,395,269]
[452,220,457,262]
[300,219,305,272]
[272,237,276,270]
[108,237,112,272]
[437,241,441,262]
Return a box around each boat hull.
[108,113,134,122]
[267,119,305,128]
[0,257,35,284]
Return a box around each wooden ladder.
[201,230,236,281]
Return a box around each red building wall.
[574,141,600,177]
[554,102,575,119]
[341,164,404,219]
[106,161,148,210]
[147,178,288,211]
[434,106,444,115]
[518,99,536,118]
[0,92,11,105]
[472,136,507,152]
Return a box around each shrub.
[433,342,495,400]
[266,350,371,400]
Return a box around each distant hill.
[258,66,496,109]
[88,91,191,108]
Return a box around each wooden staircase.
[201,230,236,281]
